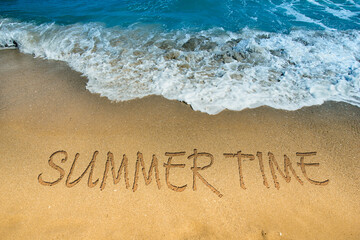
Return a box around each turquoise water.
[1,0,359,31]
[1,0,359,114]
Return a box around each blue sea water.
[0,0,359,113]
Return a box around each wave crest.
[1,18,359,114]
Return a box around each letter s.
[38,150,68,186]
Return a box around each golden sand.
[0,50,359,239]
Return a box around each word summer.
[38,149,329,198]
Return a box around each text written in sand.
[38,149,329,198]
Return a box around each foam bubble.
[0,18,359,114]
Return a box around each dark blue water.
[0,0,359,114]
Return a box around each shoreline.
[1,49,360,239]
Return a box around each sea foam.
[1,18,359,114]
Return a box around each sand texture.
[0,50,359,239]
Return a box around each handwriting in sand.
[38,149,329,198]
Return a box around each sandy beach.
[0,49,359,239]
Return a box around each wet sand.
[0,49,359,239]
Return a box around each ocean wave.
[1,18,359,114]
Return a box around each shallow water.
[1,0,359,114]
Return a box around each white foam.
[306,0,322,7]
[278,3,334,30]
[0,18,359,114]
[324,7,358,20]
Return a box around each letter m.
[132,152,161,192]
[268,152,303,189]
[100,152,130,190]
